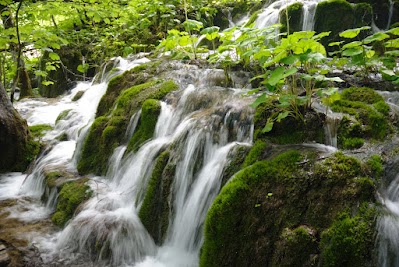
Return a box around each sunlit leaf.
[387,27,399,36]
[342,47,363,56]
[262,120,274,133]
[49,52,60,61]
[276,111,290,122]
[363,32,390,44]
[250,93,268,108]
[339,26,370,38]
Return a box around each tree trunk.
[18,67,33,98]
[0,82,35,172]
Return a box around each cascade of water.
[14,56,150,208]
[255,0,325,31]
[378,174,399,267]
[36,69,254,266]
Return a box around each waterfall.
[387,0,394,30]
[378,174,399,267]
[255,0,325,31]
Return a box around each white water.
[255,0,326,31]
[387,0,394,30]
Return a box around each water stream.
[254,0,326,30]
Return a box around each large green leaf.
[342,47,363,56]
[183,19,203,31]
[339,26,370,39]
[363,32,390,44]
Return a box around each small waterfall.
[387,0,394,30]
[15,56,150,206]
[324,114,341,148]
[255,0,325,31]
[378,174,399,267]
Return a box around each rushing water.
[255,0,326,30]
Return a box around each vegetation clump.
[332,87,391,148]
[51,179,92,227]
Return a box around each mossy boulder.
[348,0,393,29]
[28,124,53,139]
[72,91,85,101]
[254,106,325,145]
[139,151,171,244]
[78,77,178,175]
[354,3,373,29]
[332,87,391,148]
[200,151,376,267]
[315,0,356,48]
[56,110,72,124]
[51,179,92,227]
[279,2,304,34]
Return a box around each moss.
[272,226,318,267]
[315,0,355,48]
[139,151,170,244]
[241,140,270,168]
[342,137,364,149]
[279,2,304,34]
[44,171,63,188]
[127,99,161,152]
[347,0,391,29]
[365,154,383,181]
[72,91,84,101]
[320,204,376,267]
[51,179,92,227]
[332,87,391,144]
[78,79,177,175]
[56,109,72,124]
[29,124,53,139]
[200,152,376,267]
[56,133,68,141]
[354,3,373,28]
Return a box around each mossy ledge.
[200,151,376,267]
[78,75,178,175]
[51,179,92,227]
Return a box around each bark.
[0,82,32,172]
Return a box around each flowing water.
[0,56,255,266]
[254,0,326,30]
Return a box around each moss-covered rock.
[354,3,373,29]
[320,204,376,267]
[279,2,304,34]
[51,179,92,227]
[200,151,376,267]
[78,77,178,175]
[254,105,325,145]
[332,87,391,148]
[348,0,392,29]
[56,110,72,124]
[29,124,53,139]
[72,91,85,101]
[315,0,355,48]
[139,151,171,244]
[127,99,161,152]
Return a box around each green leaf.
[268,67,285,86]
[183,19,203,31]
[42,81,54,86]
[387,27,399,36]
[342,47,363,56]
[200,26,220,35]
[339,26,370,39]
[280,54,298,65]
[250,93,267,108]
[49,52,60,61]
[276,111,290,122]
[329,41,344,47]
[262,120,274,133]
[385,38,399,48]
[342,41,362,50]
[363,32,390,44]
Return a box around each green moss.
[272,226,318,267]
[241,140,269,168]
[221,145,251,186]
[44,171,63,188]
[332,87,391,144]
[342,137,364,149]
[365,154,383,181]
[354,3,373,28]
[56,109,72,124]
[315,0,355,48]
[139,151,170,244]
[201,152,376,267]
[29,124,53,139]
[341,87,384,104]
[127,99,161,152]
[72,91,85,101]
[279,2,304,34]
[51,179,92,227]
[320,204,376,267]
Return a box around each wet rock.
[0,242,10,267]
